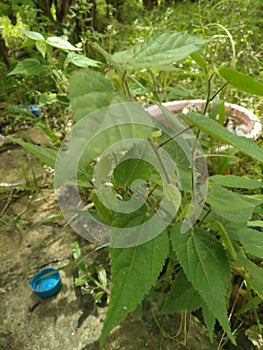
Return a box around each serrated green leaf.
[112,32,209,70]
[171,225,234,343]
[236,251,263,298]
[227,226,263,259]
[100,231,169,346]
[7,137,57,168]
[219,68,263,96]
[67,52,100,67]
[207,184,255,223]
[207,185,255,211]
[46,36,80,51]
[210,175,263,189]
[19,28,44,41]
[202,304,216,342]
[161,270,203,313]
[185,113,263,163]
[113,158,156,186]
[8,58,44,76]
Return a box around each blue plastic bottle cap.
[29,268,62,298]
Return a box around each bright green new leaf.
[100,231,169,346]
[8,58,44,76]
[72,241,87,274]
[46,36,80,51]
[36,40,47,58]
[67,52,100,67]
[7,137,57,168]
[185,113,263,163]
[163,184,181,211]
[171,225,234,343]
[248,221,263,228]
[19,28,44,41]
[219,68,263,96]
[112,32,209,70]
[210,175,263,189]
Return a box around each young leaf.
[46,37,80,51]
[7,137,57,168]
[19,28,44,41]
[111,32,209,70]
[185,113,263,163]
[100,231,169,346]
[171,225,235,343]
[72,241,87,274]
[219,68,263,96]
[8,58,44,76]
[210,175,263,189]
[36,40,47,58]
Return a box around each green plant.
[9,29,263,349]
[71,241,110,303]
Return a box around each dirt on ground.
[0,130,257,350]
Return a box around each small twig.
[0,188,14,217]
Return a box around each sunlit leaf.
[67,52,100,67]
[185,113,263,163]
[219,68,263,96]
[19,28,44,41]
[8,58,44,76]
[46,36,80,51]
[112,32,209,70]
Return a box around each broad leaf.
[46,36,80,51]
[8,58,44,76]
[19,28,44,41]
[227,225,263,259]
[161,270,203,313]
[8,137,57,168]
[100,231,169,346]
[111,32,209,70]
[207,184,255,223]
[210,175,262,189]
[185,113,263,163]
[171,225,234,343]
[236,251,263,298]
[67,52,100,67]
[69,69,115,121]
[219,68,263,96]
